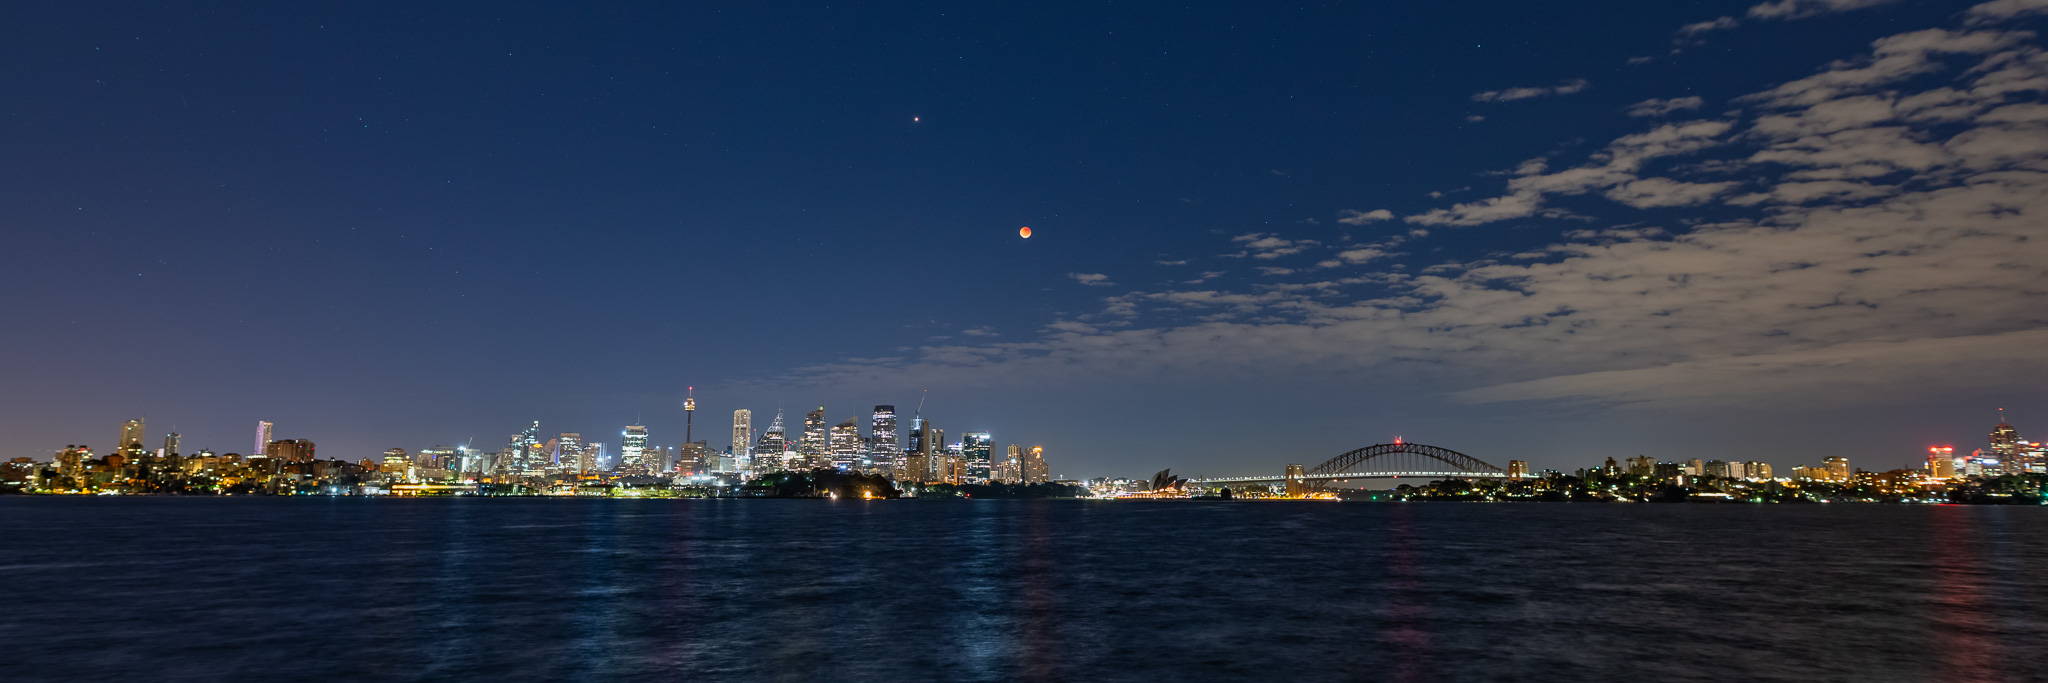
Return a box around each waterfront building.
[418,445,457,470]
[1284,463,1309,497]
[1726,460,1748,480]
[1507,460,1530,478]
[800,406,827,469]
[1744,461,1773,480]
[1684,458,1704,477]
[1624,456,1653,477]
[829,418,862,469]
[1022,445,1050,484]
[678,442,710,475]
[963,432,992,483]
[382,448,412,481]
[119,419,145,451]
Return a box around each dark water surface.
[3,499,2045,681]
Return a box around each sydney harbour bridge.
[1188,439,1524,486]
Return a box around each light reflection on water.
[3,498,2047,681]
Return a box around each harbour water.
[3,498,2044,681]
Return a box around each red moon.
[1019,226,1033,239]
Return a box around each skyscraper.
[1022,445,1050,484]
[1989,409,2023,474]
[829,418,862,469]
[119,419,145,451]
[999,444,1023,483]
[731,409,753,465]
[800,406,827,469]
[254,420,273,459]
[161,432,181,457]
[557,433,586,474]
[757,408,787,472]
[869,405,897,474]
[962,432,992,483]
[621,425,650,474]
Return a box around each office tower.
[254,420,273,459]
[678,442,709,475]
[731,409,753,465]
[869,405,898,474]
[1822,456,1851,482]
[1506,460,1530,478]
[266,439,316,463]
[800,406,827,469]
[557,433,586,474]
[418,445,457,470]
[1623,456,1653,477]
[161,432,181,457]
[1000,444,1023,483]
[962,432,992,483]
[1927,445,1956,478]
[621,425,650,474]
[757,408,788,472]
[382,448,411,481]
[507,421,542,473]
[119,419,145,451]
[829,419,862,469]
[683,386,698,446]
[1022,445,1050,484]
[1989,409,2023,473]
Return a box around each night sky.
[6,1,2045,477]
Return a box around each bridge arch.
[1306,442,1503,478]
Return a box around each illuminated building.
[962,432,992,483]
[869,405,897,475]
[119,418,145,451]
[1624,456,1653,477]
[999,444,1023,483]
[1927,445,1956,478]
[678,442,710,475]
[800,406,827,469]
[556,433,588,474]
[1744,461,1773,480]
[382,448,412,481]
[1988,409,2023,473]
[829,418,862,469]
[621,425,649,474]
[756,408,788,471]
[1683,458,1703,477]
[1726,461,1748,480]
[254,420,273,461]
[418,445,457,470]
[265,439,316,463]
[1507,460,1529,478]
[941,443,965,485]
[731,409,752,466]
[1022,445,1050,484]
[161,432,181,457]
[1822,456,1851,482]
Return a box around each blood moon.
[1019,226,1033,239]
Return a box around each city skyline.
[5,2,2046,476]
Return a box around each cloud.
[761,14,2048,417]
[1256,267,1296,276]
[1337,209,1395,225]
[1746,0,1900,20]
[1602,178,1740,207]
[1966,0,2048,25]
[960,326,998,337]
[1465,115,1486,123]
[1067,273,1114,287]
[1230,232,1318,259]
[1155,259,1189,266]
[1626,96,1706,117]
[1471,78,1590,103]
[1678,16,1741,35]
